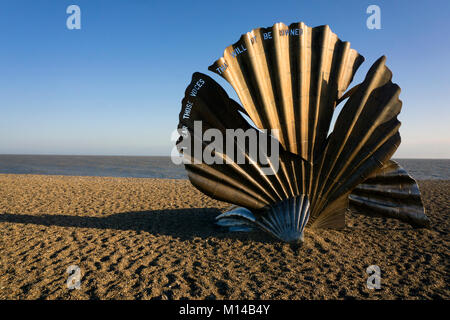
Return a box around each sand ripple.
[0,174,448,299]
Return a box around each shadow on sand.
[0,208,275,242]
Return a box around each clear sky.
[0,0,449,157]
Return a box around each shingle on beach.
[0,174,448,299]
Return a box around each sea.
[0,155,449,180]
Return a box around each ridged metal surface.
[218,160,430,240]
[209,22,364,161]
[216,196,310,243]
[308,55,403,228]
[178,72,304,211]
[349,160,430,228]
[176,21,429,243]
[215,206,256,232]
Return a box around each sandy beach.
[0,174,448,300]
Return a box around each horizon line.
[0,153,449,160]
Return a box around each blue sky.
[0,0,448,157]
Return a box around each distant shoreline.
[1,154,449,160]
[0,173,449,183]
[0,173,189,180]
[0,155,449,180]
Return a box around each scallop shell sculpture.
[176,22,429,244]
